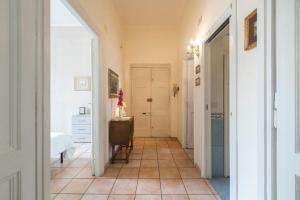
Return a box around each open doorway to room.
[204,22,230,200]
[49,0,100,198]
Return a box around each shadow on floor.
[209,177,230,200]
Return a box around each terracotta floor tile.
[86,179,116,194]
[123,160,141,168]
[170,149,185,154]
[51,168,64,178]
[160,179,187,194]
[135,195,162,200]
[188,195,217,200]
[136,179,161,194]
[81,194,108,200]
[108,195,135,200]
[158,160,176,168]
[142,154,158,160]
[159,168,181,179]
[141,160,158,168]
[143,149,157,154]
[51,194,57,200]
[51,179,71,193]
[60,179,93,194]
[143,145,157,150]
[174,159,194,168]
[130,153,142,160]
[111,179,137,194]
[54,194,82,200]
[157,148,171,154]
[178,168,201,179]
[118,167,139,178]
[68,158,90,168]
[183,179,213,195]
[172,153,189,160]
[139,168,160,178]
[162,195,189,200]
[54,168,82,179]
[108,163,123,168]
[75,168,94,179]
[101,168,120,178]
[158,153,173,160]
[132,149,144,154]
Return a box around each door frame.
[39,0,107,199]
[200,5,238,199]
[181,58,195,148]
[130,64,171,137]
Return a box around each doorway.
[204,22,230,200]
[49,0,103,198]
[130,65,171,137]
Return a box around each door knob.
[142,112,147,115]
[147,98,153,102]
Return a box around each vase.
[118,106,122,118]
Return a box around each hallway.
[51,137,220,200]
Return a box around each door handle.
[142,112,147,115]
[147,98,153,102]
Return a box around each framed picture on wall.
[195,65,201,74]
[195,77,200,86]
[244,9,257,50]
[74,76,91,91]
[108,69,119,98]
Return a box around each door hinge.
[273,92,278,129]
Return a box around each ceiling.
[113,0,189,27]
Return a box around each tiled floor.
[51,137,221,200]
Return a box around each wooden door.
[276,0,300,198]
[0,0,40,199]
[131,67,170,137]
[151,68,170,137]
[131,68,152,137]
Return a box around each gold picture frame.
[108,69,119,98]
[244,9,257,50]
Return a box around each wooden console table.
[109,117,134,163]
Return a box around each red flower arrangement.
[117,89,124,107]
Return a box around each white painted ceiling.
[113,0,189,26]
[51,0,82,27]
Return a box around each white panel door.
[276,0,300,199]
[0,0,38,199]
[151,68,170,137]
[131,68,152,137]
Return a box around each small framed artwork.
[74,76,91,91]
[79,107,86,115]
[108,69,119,98]
[244,9,257,50]
[195,77,200,86]
[195,65,201,74]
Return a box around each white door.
[151,68,170,137]
[186,60,194,148]
[131,67,170,137]
[276,0,300,199]
[131,68,152,137]
[0,0,39,199]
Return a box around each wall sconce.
[173,84,180,97]
[186,40,200,58]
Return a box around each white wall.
[179,0,265,199]
[123,26,180,137]
[74,0,124,164]
[51,26,92,134]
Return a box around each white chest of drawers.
[72,114,91,143]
